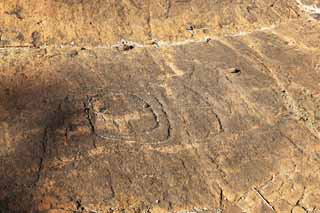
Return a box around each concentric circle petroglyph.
[91,91,171,144]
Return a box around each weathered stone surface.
[1,0,320,212]
[0,0,302,47]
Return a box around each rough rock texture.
[1,0,320,212]
[0,0,302,47]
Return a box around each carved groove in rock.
[92,91,171,143]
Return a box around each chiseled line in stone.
[226,35,320,140]
[268,29,320,52]
[253,187,275,211]
[0,24,279,51]
[213,31,320,140]
[136,24,278,48]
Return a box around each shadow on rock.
[0,65,97,212]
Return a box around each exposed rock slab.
[1,0,302,47]
[1,1,320,213]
